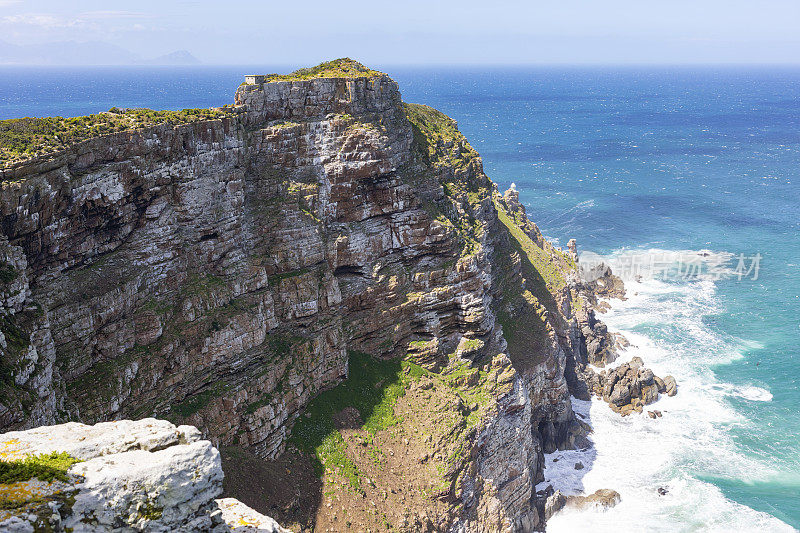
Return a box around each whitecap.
[545,247,794,531]
[710,383,774,402]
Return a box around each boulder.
[663,375,678,396]
[0,419,289,533]
[641,383,659,404]
[608,383,631,406]
[564,489,621,511]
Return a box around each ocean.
[1,65,798,531]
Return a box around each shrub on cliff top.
[267,58,383,82]
[0,452,81,484]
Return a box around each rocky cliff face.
[0,61,626,531]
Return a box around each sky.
[2,0,800,65]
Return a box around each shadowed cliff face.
[0,65,607,531]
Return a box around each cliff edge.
[0,418,287,532]
[0,59,672,531]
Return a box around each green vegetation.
[404,101,484,181]
[182,273,226,297]
[0,262,17,284]
[289,351,427,490]
[0,107,231,165]
[0,315,28,359]
[458,338,484,353]
[0,452,81,484]
[491,197,584,369]
[137,500,164,521]
[244,394,273,415]
[171,381,228,419]
[403,103,463,152]
[403,102,490,257]
[265,58,383,83]
[408,340,432,350]
[494,199,566,292]
[267,268,310,286]
[441,355,491,429]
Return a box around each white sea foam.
[543,250,796,532]
[710,383,774,402]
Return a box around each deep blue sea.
[1,65,798,531]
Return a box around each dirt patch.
[220,353,511,531]
[220,445,321,530]
[309,376,465,532]
[332,407,363,430]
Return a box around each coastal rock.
[544,488,621,519]
[663,375,678,396]
[566,489,621,511]
[580,357,676,417]
[0,419,287,532]
[544,490,567,520]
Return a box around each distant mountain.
[136,50,201,65]
[0,39,200,65]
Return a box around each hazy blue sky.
[2,0,800,65]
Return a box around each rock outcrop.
[0,418,286,532]
[575,355,676,415]
[0,59,672,531]
[544,488,621,520]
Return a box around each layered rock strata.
[0,60,673,531]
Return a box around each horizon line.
[3,61,800,68]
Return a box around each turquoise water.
[395,67,800,529]
[1,65,798,530]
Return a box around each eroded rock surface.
[0,418,286,532]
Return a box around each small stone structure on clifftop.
[244,75,267,85]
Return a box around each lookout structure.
[244,75,267,85]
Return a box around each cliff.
[0,59,666,531]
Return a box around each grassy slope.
[289,351,427,491]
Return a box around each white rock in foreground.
[0,418,290,532]
[215,498,290,533]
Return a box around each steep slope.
[0,59,639,531]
